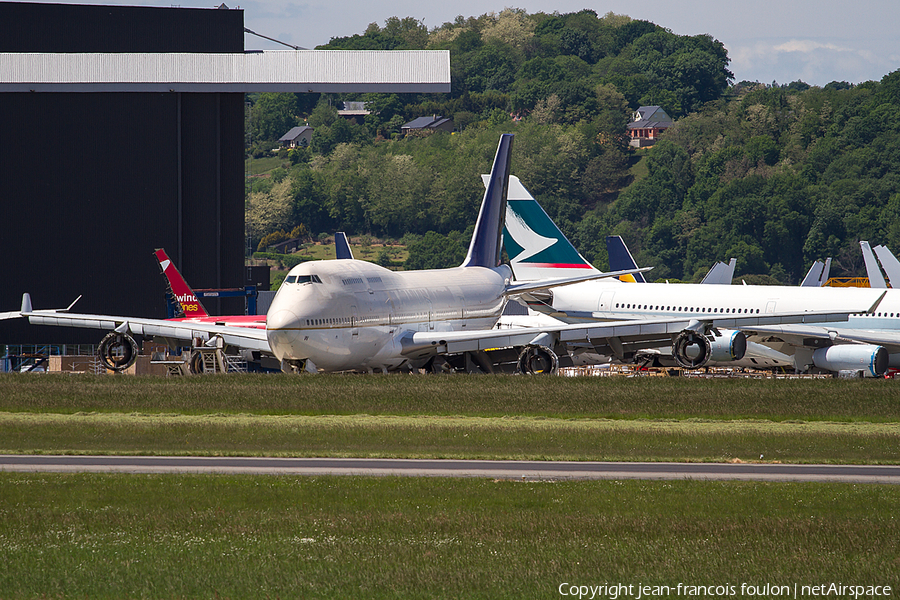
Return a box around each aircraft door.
[765,300,776,314]
[350,305,359,336]
[598,291,615,314]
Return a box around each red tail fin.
[154,249,209,318]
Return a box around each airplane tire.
[189,350,205,374]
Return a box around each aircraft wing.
[402,308,872,360]
[506,267,652,296]
[743,324,900,354]
[9,294,270,352]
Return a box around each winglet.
[867,290,888,314]
[462,134,513,268]
[335,232,354,260]
[64,295,82,312]
[21,293,32,314]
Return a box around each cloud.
[729,38,890,85]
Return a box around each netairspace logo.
[557,582,893,599]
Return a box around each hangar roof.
[0,50,450,93]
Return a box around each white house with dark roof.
[279,125,313,148]
[626,106,673,148]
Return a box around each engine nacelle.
[97,331,138,372]
[709,329,747,363]
[812,345,889,377]
[516,345,559,375]
[672,330,711,369]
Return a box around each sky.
[24,0,900,86]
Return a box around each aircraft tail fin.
[701,258,736,285]
[495,175,597,280]
[462,134,513,268]
[154,248,209,318]
[606,236,646,283]
[861,241,887,288]
[801,258,831,287]
[801,260,825,287]
[872,245,900,288]
[335,232,354,260]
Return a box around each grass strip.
[2,373,900,421]
[1,473,898,599]
[3,412,900,463]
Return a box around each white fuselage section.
[549,279,900,368]
[549,278,894,320]
[266,260,510,372]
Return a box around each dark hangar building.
[0,2,246,343]
[0,2,448,349]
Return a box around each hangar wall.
[0,2,245,344]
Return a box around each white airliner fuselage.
[549,279,899,324]
[266,259,511,372]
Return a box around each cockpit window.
[289,274,322,285]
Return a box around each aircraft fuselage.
[266,260,511,371]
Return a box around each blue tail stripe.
[462,134,513,268]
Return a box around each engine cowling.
[812,345,889,377]
[709,329,747,362]
[672,330,711,369]
[516,345,559,375]
[97,331,138,372]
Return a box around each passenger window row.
[614,303,761,314]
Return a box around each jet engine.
[812,344,889,377]
[672,330,711,369]
[672,328,747,369]
[97,331,139,372]
[516,345,559,375]
[709,329,747,363]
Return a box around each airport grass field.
[2,373,899,598]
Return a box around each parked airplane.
[498,176,895,376]
[2,135,662,374]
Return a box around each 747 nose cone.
[266,308,301,359]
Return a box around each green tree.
[251,93,299,141]
[404,231,468,269]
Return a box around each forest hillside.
[246,9,900,283]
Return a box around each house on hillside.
[627,106,673,148]
[279,125,314,148]
[401,115,454,135]
[338,101,371,120]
